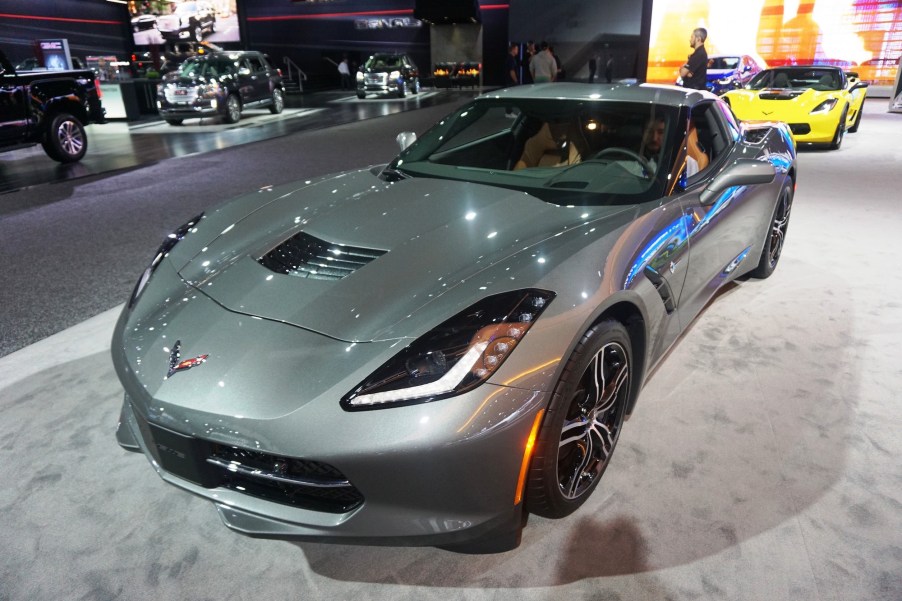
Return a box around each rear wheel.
[224,94,241,124]
[397,81,407,98]
[749,181,793,279]
[356,91,366,99]
[269,88,284,114]
[192,23,203,42]
[829,106,847,150]
[41,112,87,163]
[527,321,632,519]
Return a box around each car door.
[244,55,270,103]
[672,100,773,323]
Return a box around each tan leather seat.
[686,122,709,173]
[514,123,581,170]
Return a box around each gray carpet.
[1,101,900,601]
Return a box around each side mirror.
[850,81,869,92]
[396,131,417,151]
[699,159,776,205]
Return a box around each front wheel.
[397,81,407,98]
[527,321,632,519]
[41,113,87,163]
[749,181,793,279]
[224,94,241,124]
[356,90,366,99]
[269,88,284,114]
[829,107,847,150]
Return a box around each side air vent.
[258,231,387,281]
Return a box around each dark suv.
[157,51,284,125]
[357,53,420,99]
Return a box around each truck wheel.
[42,113,87,163]
[269,88,284,114]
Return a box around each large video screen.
[647,0,902,86]
[129,0,240,46]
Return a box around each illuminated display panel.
[128,0,240,46]
[647,0,902,86]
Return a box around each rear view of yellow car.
[723,65,868,150]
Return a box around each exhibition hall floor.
[1,99,900,601]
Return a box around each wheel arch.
[591,301,648,417]
[42,98,88,133]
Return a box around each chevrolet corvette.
[113,83,797,552]
[723,65,868,149]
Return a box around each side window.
[247,57,265,73]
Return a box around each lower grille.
[136,411,363,513]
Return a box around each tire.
[847,106,862,133]
[411,78,420,94]
[397,81,407,98]
[41,112,87,163]
[527,321,632,519]
[749,181,793,279]
[193,24,203,42]
[224,94,241,124]
[165,118,183,126]
[356,91,366,99]
[269,88,284,114]
[829,106,847,150]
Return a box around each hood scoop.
[258,231,387,281]
[758,89,805,100]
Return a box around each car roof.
[484,83,711,108]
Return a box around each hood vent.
[258,231,387,281]
[758,90,805,100]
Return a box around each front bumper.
[357,73,403,95]
[158,97,223,119]
[111,268,548,550]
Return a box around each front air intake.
[258,231,387,281]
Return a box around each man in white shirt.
[529,42,557,83]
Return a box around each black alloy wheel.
[397,80,407,98]
[527,321,631,518]
[41,112,87,163]
[750,181,793,279]
[829,106,848,150]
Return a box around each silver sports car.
[113,83,796,553]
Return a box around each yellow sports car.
[723,65,868,150]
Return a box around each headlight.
[356,71,364,81]
[810,98,838,114]
[390,70,401,80]
[341,289,555,410]
[128,213,204,309]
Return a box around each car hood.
[726,87,840,113]
[173,170,629,342]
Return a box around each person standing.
[522,41,536,84]
[338,56,351,90]
[505,43,519,87]
[679,28,708,90]
[530,41,557,83]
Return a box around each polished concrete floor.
[0,88,465,195]
[0,96,900,601]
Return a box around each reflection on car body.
[113,83,797,553]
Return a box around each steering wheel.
[590,147,655,177]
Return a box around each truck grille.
[164,86,199,103]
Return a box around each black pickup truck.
[0,49,105,163]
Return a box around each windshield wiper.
[380,166,410,182]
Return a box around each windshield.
[709,57,740,69]
[365,55,404,69]
[177,57,231,78]
[387,98,680,206]
[748,68,842,91]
